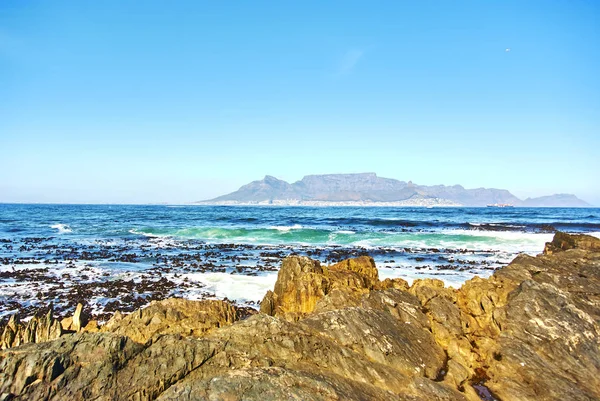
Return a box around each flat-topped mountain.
[201,173,590,207]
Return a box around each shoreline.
[1,232,599,400]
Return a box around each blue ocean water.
[1,204,599,319]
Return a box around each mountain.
[202,173,591,207]
[521,194,591,207]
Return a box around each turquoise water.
[1,204,598,319]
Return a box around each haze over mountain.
[201,173,591,207]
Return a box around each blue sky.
[1,1,598,204]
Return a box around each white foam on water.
[378,266,493,289]
[171,272,278,304]
[51,223,72,234]
[268,224,303,232]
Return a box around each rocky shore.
[1,232,599,400]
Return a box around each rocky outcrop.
[101,298,254,343]
[1,306,62,350]
[543,231,600,254]
[60,303,98,333]
[0,232,599,401]
[259,255,380,320]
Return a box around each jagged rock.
[380,277,410,291]
[0,306,62,350]
[543,231,600,254]
[59,317,72,332]
[101,298,251,344]
[328,256,379,290]
[260,255,378,320]
[1,233,599,401]
[313,287,362,313]
[0,313,466,401]
[71,303,89,332]
[157,313,465,401]
[155,366,408,401]
[259,256,329,320]
[0,332,143,399]
[82,320,100,333]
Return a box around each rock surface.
[0,232,599,401]
[259,255,379,320]
[1,305,62,350]
[100,298,253,344]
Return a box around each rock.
[1,306,62,350]
[328,255,379,290]
[71,303,89,332]
[301,306,445,379]
[155,366,406,401]
[0,332,143,399]
[313,287,362,313]
[380,277,410,291]
[260,256,329,320]
[1,233,599,400]
[0,314,465,401]
[101,298,251,344]
[59,317,72,332]
[543,231,600,254]
[83,320,100,333]
[481,249,600,400]
[260,255,378,320]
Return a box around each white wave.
[268,224,303,232]
[51,223,72,234]
[335,230,356,234]
[173,272,278,304]
[129,229,166,238]
[378,266,493,289]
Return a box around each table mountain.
[201,173,590,207]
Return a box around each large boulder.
[260,255,379,320]
[0,332,143,400]
[259,256,329,320]
[543,231,600,254]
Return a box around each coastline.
[1,232,599,400]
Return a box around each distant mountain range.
[199,173,591,207]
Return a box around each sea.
[1,204,599,320]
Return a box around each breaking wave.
[51,223,73,234]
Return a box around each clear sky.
[1,1,599,204]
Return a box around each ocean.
[1,204,599,320]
